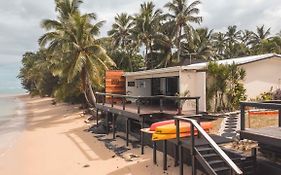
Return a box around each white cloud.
[0,0,281,63]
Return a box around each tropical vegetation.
[18,0,281,109]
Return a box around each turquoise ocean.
[0,61,26,156]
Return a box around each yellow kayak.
[155,122,212,134]
[152,132,193,141]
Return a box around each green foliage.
[207,62,246,112]
[18,50,59,97]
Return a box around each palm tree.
[165,0,202,62]
[108,13,135,71]
[39,0,115,107]
[153,20,176,68]
[182,27,214,61]
[212,32,226,59]
[132,1,163,69]
[108,13,133,50]
[250,25,271,46]
[225,25,241,44]
[225,25,242,58]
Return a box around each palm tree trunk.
[87,82,97,108]
[177,26,182,62]
[145,44,148,69]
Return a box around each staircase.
[220,112,240,139]
[175,116,243,175]
[195,144,255,175]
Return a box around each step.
[223,128,235,132]
[208,160,224,166]
[202,153,219,159]
[221,132,237,138]
[196,147,213,152]
[213,166,230,173]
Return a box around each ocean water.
[0,61,26,156]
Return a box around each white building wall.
[240,57,281,99]
[179,70,206,112]
[126,77,151,102]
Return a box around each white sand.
[0,95,195,175]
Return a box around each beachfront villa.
[124,53,281,112]
[94,53,281,175]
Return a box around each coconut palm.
[153,20,177,68]
[132,2,163,69]
[108,13,135,70]
[39,0,115,107]
[212,32,226,59]
[225,25,241,44]
[182,27,214,61]
[165,0,202,62]
[250,25,271,46]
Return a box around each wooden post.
[126,118,130,146]
[111,95,114,107]
[191,124,196,175]
[112,114,116,139]
[195,98,199,114]
[122,97,125,110]
[160,97,163,113]
[141,118,145,155]
[137,98,140,114]
[153,141,157,164]
[163,140,167,170]
[96,109,99,125]
[279,109,281,127]
[240,103,245,130]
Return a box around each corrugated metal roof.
[124,53,281,76]
[183,53,281,70]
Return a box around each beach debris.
[88,122,109,134]
[123,153,139,161]
[83,164,90,168]
[51,100,57,105]
[95,136,131,158]
[221,139,258,154]
[94,134,106,138]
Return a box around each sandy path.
[0,96,193,175]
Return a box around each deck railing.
[95,92,200,114]
[240,101,281,130]
[174,116,243,175]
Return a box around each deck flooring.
[97,102,195,116]
[240,127,281,148]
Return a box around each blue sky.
[1,0,281,64]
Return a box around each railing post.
[102,94,105,105]
[240,103,245,130]
[122,97,125,110]
[278,109,281,127]
[195,98,199,114]
[191,123,196,175]
[160,97,163,113]
[111,95,114,107]
[96,109,99,125]
[137,98,140,114]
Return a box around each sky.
[1,0,281,64]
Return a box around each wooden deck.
[240,127,281,148]
[96,102,195,117]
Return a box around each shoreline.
[0,94,27,157]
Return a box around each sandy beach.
[0,95,194,175]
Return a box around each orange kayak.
[149,120,175,131]
[155,122,212,134]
